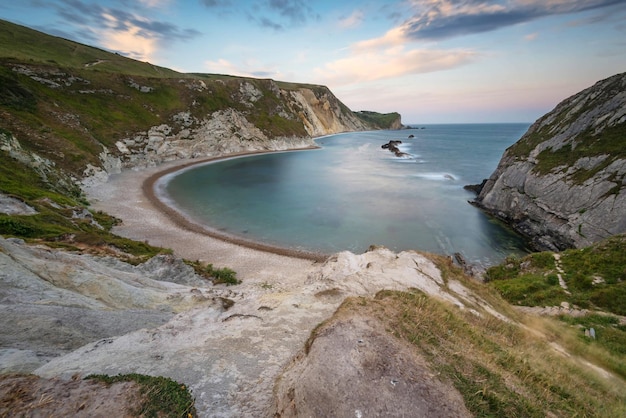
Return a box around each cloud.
[315,46,477,86]
[524,32,538,41]
[200,0,232,8]
[400,0,626,41]
[204,58,284,79]
[258,16,284,31]
[201,0,318,31]
[268,0,316,25]
[338,10,365,29]
[47,0,200,61]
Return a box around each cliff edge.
[0,19,386,187]
[474,72,626,251]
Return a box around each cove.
[158,124,531,267]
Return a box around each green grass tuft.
[87,373,196,417]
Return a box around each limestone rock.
[475,72,626,250]
[0,193,37,215]
[0,236,223,373]
[273,314,471,418]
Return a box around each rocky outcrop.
[0,234,507,416]
[75,83,372,182]
[381,140,410,157]
[474,72,626,251]
[0,236,228,373]
[273,312,471,417]
[354,110,403,130]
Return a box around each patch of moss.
[87,373,196,417]
[184,260,239,285]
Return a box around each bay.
[161,124,532,267]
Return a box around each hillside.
[0,19,388,180]
[0,18,381,254]
[1,18,625,417]
[474,72,626,251]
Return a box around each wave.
[414,172,457,181]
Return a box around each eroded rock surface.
[475,72,626,250]
[0,239,510,416]
[273,314,471,418]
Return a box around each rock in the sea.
[381,140,410,157]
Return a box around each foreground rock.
[0,374,143,417]
[474,72,626,250]
[1,234,508,417]
[273,312,471,417]
[0,237,223,373]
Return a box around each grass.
[533,123,626,183]
[86,373,196,417]
[184,260,240,285]
[486,235,626,314]
[354,110,401,129]
[484,235,626,383]
[331,289,626,417]
[0,148,171,261]
[0,20,181,78]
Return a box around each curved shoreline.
[142,147,331,263]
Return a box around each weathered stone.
[474,72,626,250]
[0,193,37,215]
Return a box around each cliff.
[2,19,625,418]
[474,72,626,251]
[0,19,378,187]
[354,110,403,129]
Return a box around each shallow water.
[162,124,532,267]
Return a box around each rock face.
[0,236,225,373]
[475,72,626,251]
[2,238,506,416]
[80,82,373,183]
[273,313,471,418]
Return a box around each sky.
[1,0,625,123]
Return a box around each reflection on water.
[163,124,531,267]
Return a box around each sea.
[160,124,532,267]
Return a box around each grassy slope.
[327,255,626,417]
[354,110,402,129]
[0,19,316,251]
[504,73,626,185]
[485,235,626,385]
[0,20,181,77]
[1,19,624,416]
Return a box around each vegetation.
[486,235,626,314]
[485,235,626,383]
[333,288,626,417]
[185,260,240,285]
[87,373,196,417]
[354,110,401,129]
[503,72,626,187]
[0,20,182,78]
[0,137,169,261]
[533,123,626,183]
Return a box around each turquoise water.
[161,124,532,266]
